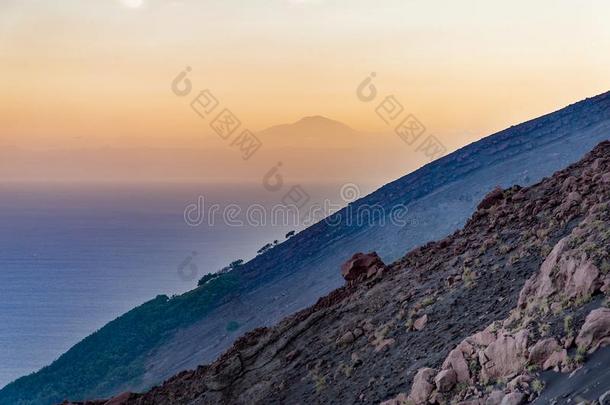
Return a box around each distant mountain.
[0,117,393,183]
[258,115,366,148]
[1,91,609,405]
[82,141,610,404]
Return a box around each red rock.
[576,307,610,353]
[408,368,436,404]
[478,187,504,210]
[480,330,528,383]
[518,237,602,308]
[442,347,471,384]
[340,252,386,282]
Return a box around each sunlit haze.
[1,0,609,182]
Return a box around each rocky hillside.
[3,92,609,405]
[78,141,610,404]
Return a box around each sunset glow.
[1,0,609,178]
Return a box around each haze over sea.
[0,181,366,388]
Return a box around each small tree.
[197,273,219,286]
[229,259,244,269]
[257,243,273,255]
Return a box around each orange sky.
[1,0,609,161]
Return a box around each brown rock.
[340,252,386,282]
[434,369,456,392]
[408,368,436,404]
[478,186,504,210]
[576,307,610,353]
[442,347,471,384]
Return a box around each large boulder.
[528,338,566,370]
[340,252,387,283]
[477,186,504,210]
[442,346,471,384]
[576,307,610,353]
[480,330,528,383]
[408,368,436,404]
[435,369,456,392]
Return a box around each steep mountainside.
[87,140,610,404]
[2,92,609,405]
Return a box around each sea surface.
[0,181,366,389]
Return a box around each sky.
[0,0,609,179]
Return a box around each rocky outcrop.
[479,329,529,383]
[77,141,610,405]
[518,237,602,309]
[403,141,610,403]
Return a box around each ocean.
[0,181,364,388]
